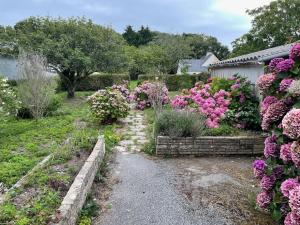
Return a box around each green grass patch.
[0,91,104,225]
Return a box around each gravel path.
[94,111,230,225]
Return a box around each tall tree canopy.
[183,33,229,60]
[122,25,156,47]
[231,0,300,57]
[0,17,127,97]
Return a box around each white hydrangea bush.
[0,77,20,117]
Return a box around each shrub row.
[59,73,130,91]
[137,73,210,91]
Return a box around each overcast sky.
[0,0,272,48]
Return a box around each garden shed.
[177,52,219,75]
[209,43,294,84]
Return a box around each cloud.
[0,0,272,47]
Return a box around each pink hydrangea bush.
[282,109,300,139]
[112,81,131,102]
[254,44,300,224]
[132,81,169,110]
[256,73,276,91]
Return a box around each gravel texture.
[95,152,231,225]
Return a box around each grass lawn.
[0,91,121,225]
[0,92,96,188]
[129,80,138,90]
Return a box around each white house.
[177,52,219,75]
[209,43,294,84]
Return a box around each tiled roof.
[210,43,295,68]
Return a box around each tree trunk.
[67,84,76,98]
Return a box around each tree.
[124,44,168,79]
[122,25,156,47]
[122,25,138,46]
[231,0,300,57]
[184,33,229,60]
[151,32,192,74]
[1,17,127,98]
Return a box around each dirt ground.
[154,156,276,225]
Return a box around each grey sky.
[0,0,272,47]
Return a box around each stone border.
[156,136,264,156]
[53,135,105,225]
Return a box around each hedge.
[137,73,210,91]
[59,73,130,91]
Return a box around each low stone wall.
[53,136,105,225]
[156,136,264,156]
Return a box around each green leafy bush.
[88,88,129,124]
[138,73,210,91]
[17,95,63,119]
[59,73,130,91]
[204,124,239,136]
[209,77,235,93]
[224,75,261,130]
[155,110,206,137]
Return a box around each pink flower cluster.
[261,96,278,116]
[253,159,266,179]
[261,100,289,131]
[192,85,230,128]
[282,109,300,139]
[132,82,169,110]
[112,82,131,102]
[171,95,189,109]
[255,44,300,224]
[268,58,284,72]
[264,135,278,158]
[280,143,293,163]
[276,59,295,72]
[256,73,276,91]
[280,79,295,92]
[257,191,272,209]
[289,43,300,60]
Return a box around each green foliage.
[59,73,130,92]
[225,75,261,130]
[124,44,168,79]
[204,124,240,136]
[122,25,156,47]
[0,203,17,223]
[138,73,210,91]
[231,0,300,57]
[183,33,230,60]
[155,110,206,137]
[210,77,235,93]
[0,92,95,188]
[88,88,130,124]
[17,93,63,119]
[0,17,127,98]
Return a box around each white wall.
[202,54,219,67]
[210,64,265,84]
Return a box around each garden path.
[94,110,229,225]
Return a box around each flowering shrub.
[171,75,259,129]
[0,76,20,117]
[88,88,129,123]
[253,43,300,224]
[112,80,131,102]
[225,75,260,130]
[131,81,169,110]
